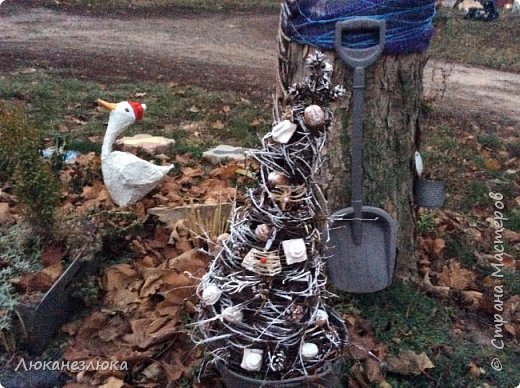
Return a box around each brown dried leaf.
[12,272,53,293]
[42,262,64,283]
[41,242,66,266]
[211,120,225,129]
[432,238,446,256]
[468,361,481,378]
[365,358,384,383]
[385,350,434,376]
[99,377,125,388]
[437,260,476,290]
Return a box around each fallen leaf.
[468,361,481,378]
[99,377,124,388]
[385,350,434,376]
[437,260,476,290]
[366,358,384,383]
[211,120,225,129]
[222,105,231,113]
[41,242,66,266]
[432,238,446,256]
[484,159,501,171]
[42,262,64,283]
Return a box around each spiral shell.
[304,105,325,129]
[255,224,272,242]
[201,284,222,305]
[241,349,263,371]
[301,342,319,360]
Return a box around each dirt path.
[2,5,520,121]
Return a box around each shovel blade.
[326,206,397,293]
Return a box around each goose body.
[98,99,173,207]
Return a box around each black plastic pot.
[216,308,346,388]
[414,179,445,209]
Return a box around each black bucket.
[216,308,346,388]
[414,179,445,209]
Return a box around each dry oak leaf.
[437,260,476,290]
[366,357,385,383]
[42,262,64,283]
[102,264,139,291]
[99,377,125,388]
[385,350,434,376]
[432,238,446,256]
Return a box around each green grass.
[336,281,520,387]
[0,70,268,158]
[430,8,520,72]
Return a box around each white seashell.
[221,306,244,323]
[241,349,263,371]
[271,120,297,144]
[304,105,325,129]
[255,224,272,242]
[202,284,222,305]
[414,151,423,178]
[301,343,319,360]
[313,309,329,323]
[282,238,307,265]
[267,171,289,187]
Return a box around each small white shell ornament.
[202,284,222,306]
[221,306,244,323]
[313,309,329,323]
[304,105,325,129]
[241,349,263,371]
[301,343,319,360]
[267,171,289,187]
[255,224,272,242]
[271,120,297,144]
[282,238,307,265]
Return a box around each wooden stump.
[276,29,428,280]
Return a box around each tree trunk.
[276,28,427,280]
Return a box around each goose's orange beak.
[96,99,118,111]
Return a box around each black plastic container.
[216,308,346,388]
[414,179,445,209]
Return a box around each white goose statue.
[97,99,173,207]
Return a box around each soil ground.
[2,4,520,122]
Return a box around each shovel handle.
[335,19,385,245]
[334,19,386,69]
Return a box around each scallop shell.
[282,238,307,265]
[271,120,297,144]
[201,284,222,305]
[301,343,319,360]
[304,105,325,129]
[241,349,263,371]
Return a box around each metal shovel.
[326,19,397,293]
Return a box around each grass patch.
[0,70,269,158]
[430,8,520,72]
[336,281,520,386]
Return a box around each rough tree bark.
[275,23,428,280]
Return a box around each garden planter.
[16,254,99,354]
[414,179,445,209]
[216,308,346,388]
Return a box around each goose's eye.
[125,108,130,112]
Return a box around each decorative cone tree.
[195,53,347,385]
